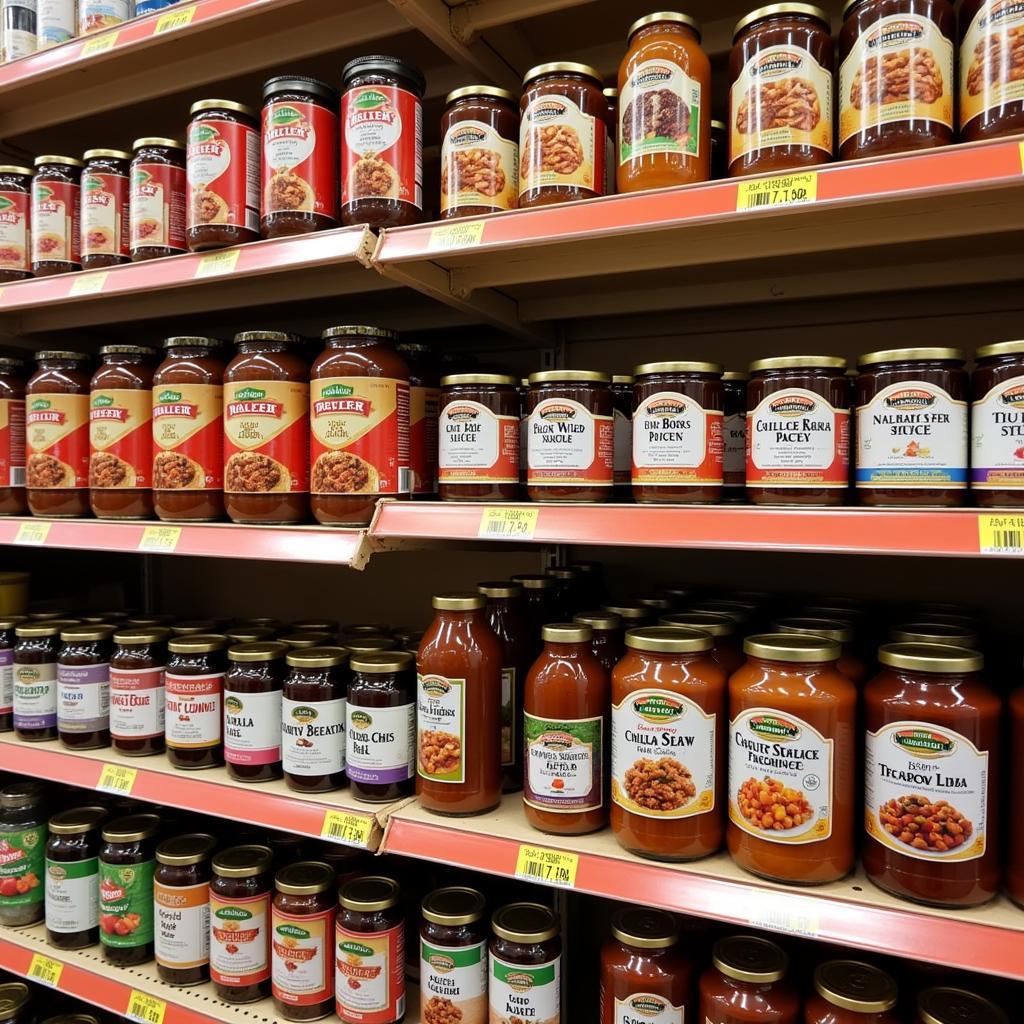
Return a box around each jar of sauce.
[864,643,1000,907]
[420,886,487,1024]
[0,616,26,730]
[225,641,286,782]
[573,610,624,675]
[960,0,1024,142]
[31,156,82,276]
[515,574,556,658]
[397,342,440,499]
[971,339,1024,506]
[856,348,967,507]
[700,936,799,1024]
[889,621,977,647]
[771,617,868,684]
[211,845,274,1003]
[722,371,748,502]
[603,602,652,630]
[0,165,32,282]
[81,149,130,269]
[612,375,633,499]
[0,782,45,926]
[915,989,1009,1024]
[27,350,90,517]
[166,634,227,770]
[155,832,217,987]
[417,592,502,816]
[110,626,169,755]
[805,960,900,1024]
[527,371,614,502]
[341,56,425,228]
[311,326,410,526]
[660,611,744,673]
[90,344,155,519]
[99,813,159,965]
[546,567,584,619]
[130,138,187,260]
[441,86,519,217]
[618,13,711,192]
[520,62,611,208]
[729,6,834,177]
[489,903,561,1024]
[45,805,107,950]
[839,0,956,160]
[0,984,29,1024]
[15,621,73,741]
[0,358,26,516]
[438,373,520,501]
[57,624,113,749]
[1010,682,1024,907]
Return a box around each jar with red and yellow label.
[130,138,187,261]
[81,149,131,269]
[110,626,169,756]
[0,165,32,282]
[970,340,1024,506]
[397,342,440,498]
[805,961,900,1024]
[166,634,227,771]
[224,331,309,525]
[187,100,260,251]
[0,357,26,515]
[960,0,1024,142]
[31,156,82,276]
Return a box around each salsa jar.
[165,634,227,770]
[31,156,82,276]
[805,961,900,1024]
[573,610,624,674]
[99,813,159,965]
[618,13,710,192]
[110,626,169,755]
[729,5,834,177]
[0,165,32,281]
[864,643,999,907]
[971,339,1024,506]
[722,371,748,502]
[225,641,287,783]
[90,344,155,519]
[15,621,73,741]
[155,833,217,986]
[438,374,520,502]
[261,76,339,238]
[839,0,956,160]
[856,347,968,507]
[632,360,724,503]
[700,936,799,1024]
[341,56,425,229]
[26,350,90,517]
[441,86,519,217]
[660,611,744,673]
[397,341,440,498]
[45,805,107,950]
[489,903,561,1024]
[747,356,850,505]
[420,886,487,1024]
[612,375,633,499]
[57,624,114,749]
[0,781,45,926]
[81,148,130,269]
[960,0,1024,142]
[0,357,26,515]
[130,138,187,260]
[186,100,260,251]
[224,331,309,525]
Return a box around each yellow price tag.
[748,897,820,938]
[15,521,50,545]
[428,220,486,251]
[1019,141,1024,172]
[138,525,181,553]
[737,172,818,211]
[321,811,373,847]
[478,507,539,540]
[27,953,63,986]
[69,272,108,296]
[154,4,195,33]
[978,514,1024,554]
[126,991,166,1024]
[98,763,137,796]
[194,248,240,278]
[514,844,578,888]
[81,32,118,54]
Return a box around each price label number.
[69,272,108,296]
[139,526,181,553]
[15,521,50,545]
[428,221,485,251]
[194,248,240,278]
[127,991,166,1024]
[81,32,118,55]
[154,4,195,33]
[737,172,818,211]
[514,845,578,888]
[748,897,820,938]
[979,514,1024,554]
[27,954,63,986]
[321,811,372,847]
[98,763,137,796]
[478,507,539,540]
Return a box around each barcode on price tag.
[27,953,63,986]
[737,172,818,211]
[139,526,181,553]
[478,507,539,540]
[748,897,819,937]
[154,4,195,32]
[321,811,373,847]
[98,763,137,796]
[15,521,50,545]
[127,991,166,1024]
[428,220,485,251]
[978,514,1024,553]
[81,32,118,55]
[194,248,240,278]
[514,845,578,888]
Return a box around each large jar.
[489,903,561,1024]
[341,56,425,228]
[14,621,72,741]
[99,813,159,966]
[225,641,286,783]
[960,0,1024,142]
[26,350,90,517]
[57,624,114,749]
[839,0,956,160]
[31,156,82,276]
[700,936,799,1024]
[0,358,26,515]
[722,371,748,503]
[81,148,131,269]
[660,611,744,673]
[520,62,611,208]
[855,347,967,507]
[0,782,45,926]
[1011,683,1024,907]
[0,165,33,282]
[310,326,410,526]
[915,990,1009,1024]
[729,6,834,177]
[573,610,624,674]
[420,887,488,1024]
[129,138,187,261]
[397,342,440,499]
[165,634,227,770]
[805,961,900,1024]
[45,805,107,950]
[618,13,711,192]
[611,375,634,499]
[110,626,169,756]
[971,339,1024,506]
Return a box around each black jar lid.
[341,54,426,96]
[264,74,339,105]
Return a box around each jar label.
[32,178,80,265]
[409,384,440,494]
[156,879,209,970]
[747,388,849,488]
[632,392,724,487]
[611,688,716,820]
[521,93,606,196]
[283,696,346,776]
[420,938,487,1024]
[3,26,34,61]
[335,921,405,1023]
[90,388,152,489]
[346,701,415,785]
[342,85,423,211]
[110,666,165,740]
[960,2,1024,129]
[613,407,631,486]
[211,891,270,987]
[45,856,99,933]
[489,954,560,1024]
[187,118,260,234]
[620,58,702,162]
[615,993,684,1024]
[524,712,603,811]
[82,171,129,258]
[728,707,834,845]
[100,857,155,948]
[262,100,340,223]
[438,399,519,484]
[272,905,334,1006]
[501,666,516,766]
[39,0,75,47]
[311,376,411,497]
[839,14,954,145]
[153,382,224,492]
[723,412,746,487]
[14,661,57,731]
[528,398,614,488]
[57,662,110,733]
[80,0,129,32]
[27,392,89,489]
[971,376,1024,488]
[0,825,44,909]
[0,649,13,715]
[730,44,833,164]
[131,161,186,252]
[165,671,223,750]
[224,687,282,765]
[856,380,967,489]
[0,190,29,272]
[0,398,26,490]
[417,674,465,784]
[865,720,988,862]
[441,118,518,213]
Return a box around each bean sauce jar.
[110,627,169,755]
[57,624,114,749]
[81,149,131,269]
[15,621,75,742]
[960,0,1024,142]
[915,989,1009,1024]
[805,960,900,1024]
[99,813,159,965]
[130,138,187,260]
[0,165,32,282]
[166,634,228,770]
[154,833,217,986]
[0,782,45,926]
[971,340,1024,506]
[45,806,108,950]
[488,903,561,1024]
[419,887,487,1023]
[31,156,82,276]
[700,936,799,1024]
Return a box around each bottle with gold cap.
[699,935,798,1023]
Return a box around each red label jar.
[0,357,26,515]
[110,626,170,756]
[960,0,1024,142]
[166,633,227,771]
[0,165,32,282]
[130,138,187,261]
[81,148,131,269]
[31,156,82,276]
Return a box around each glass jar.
[99,813,159,965]
[441,86,519,217]
[573,610,624,674]
[771,617,867,684]
[155,832,217,986]
[660,611,744,674]
[618,13,711,192]
[166,634,227,770]
[960,0,1024,142]
[31,156,82,276]
[341,56,426,228]
[603,603,652,630]
[79,0,128,34]
[916,989,1009,1024]
[0,358,27,516]
[805,961,900,1024]
[130,138,187,261]
[515,574,556,659]
[700,936,799,1024]
[722,371,748,502]
[57,624,114,749]
[971,339,1024,506]
[81,148,131,269]
[397,342,440,499]
[225,641,286,783]
[0,165,32,282]
[0,984,30,1024]
[0,619,25,726]
[489,903,561,1024]
[45,806,107,949]
[110,626,169,755]
[420,887,487,1024]
[0,781,45,925]
[1011,683,1024,907]
[261,76,340,238]
[15,621,73,741]
[611,374,634,499]
[546,566,584,619]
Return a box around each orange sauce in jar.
[804,960,900,1024]
[660,611,744,674]
[701,936,799,1024]
[771,617,868,684]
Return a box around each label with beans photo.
[335,922,405,1023]
[865,720,988,862]
[187,118,260,234]
[520,95,605,196]
[441,120,518,213]
[612,689,715,820]
[57,663,110,733]
[0,824,44,910]
[14,663,57,731]
[27,393,89,489]
[90,389,152,489]
[224,689,282,766]
[262,100,339,222]
[620,59,702,162]
[82,171,129,259]
[0,398,26,489]
[155,879,209,970]
[100,859,154,948]
[524,713,603,812]
[438,399,519,484]
[729,708,833,844]
[632,392,723,487]
[131,162,186,251]
[489,954,560,1024]
[421,938,487,1024]
[346,702,415,785]
[971,376,1024,490]
[0,190,29,273]
[32,179,80,265]
[417,674,465,784]
[272,906,333,1007]
[211,892,270,987]
[615,993,684,1024]
[409,384,440,495]
[110,666,165,741]
[283,696,346,775]
[528,398,614,488]
[45,857,99,933]
[839,14,954,144]
[153,383,223,492]
[960,1,1024,130]
[165,672,222,750]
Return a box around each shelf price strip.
[15,521,50,545]
[514,844,579,889]
[478,507,539,540]
[747,895,820,938]
[427,220,486,251]
[321,810,373,847]
[194,249,241,278]
[80,32,118,55]
[126,991,166,1024]
[154,4,195,33]
[97,763,137,796]
[736,172,818,211]
[138,526,182,553]
[27,953,63,987]
[978,514,1024,554]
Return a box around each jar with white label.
[420,887,487,1024]
[79,0,128,34]
[2,0,36,61]
[37,0,73,49]
[225,641,286,783]
[57,624,114,750]
[165,634,227,770]
[489,903,561,1024]
[971,340,1024,507]
[110,626,169,755]
[15,620,76,742]
[45,805,108,950]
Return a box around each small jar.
[130,138,187,261]
[546,566,584,619]
[660,611,744,673]
[261,76,340,238]
[960,0,1024,143]
[31,156,82,276]
[573,610,624,674]
[441,86,519,217]
[722,371,748,502]
[165,633,227,770]
[225,641,286,783]
[971,339,1024,506]
[110,626,170,755]
[154,833,218,987]
[420,887,487,1023]
[700,936,799,1024]
[611,374,634,499]
[187,100,260,251]
[0,984,30,1024]
[915,989,1009,1024]
[45,806,108,949]
[99,813,159,965]
[397,341,441,499]
[805,960,900,1024]
[488,903,561,1023]
[0,165,32,282]
[438,373,521,501]
[81,148,131,269]
[603,602,652,630]
[0,782,46,926]
[14,621,71,741]
[57,623,114,750]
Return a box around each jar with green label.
[489,903,561,1024]
[46,806,108,949]
[420,887,488,1024]
[0,782,46,925]
[100,813,159,965]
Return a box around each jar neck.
[631,21,700,46]
[38,360,83,371]
[749,655,834,673]
[542,640,589,658]
[326,337,392,350]
[102,356,144,366]
[167,346,215,359]
[238,341,289,354]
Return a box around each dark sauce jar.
[165,634,228,770]
[99,813,160,966]
[225,641,286,783]
[45,806,108,950]
[57,623,114,750]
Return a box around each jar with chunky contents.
[15,621,73,741]
[110,627,169,755]
[420,887,487,1024]
[700,936,799,1024]
[618,13,710,192]
[660,611,745,673]
[397,342,440,499]
[0,165,32,282]
[225,641,286,782]
[971,340,1024,506]
[283,647,349,793]
[45,806,107,950]
[155,833,217,986]
[839,0,956,160]
[611,375,633,499]
[58,624,114,749]
[31,156,82,276]
[0,782,45,926]
[573,610,624,674]
[960,0,1024,142]
[805,961,900,1024]
[0,358,27,516]
[99,813,159,965]
[856,347,967,507]
[130,138,186,260]
[166,634,227,770]
[489,903,561,1024]
[722,371,748,502]
[81,149,130,269]
[771,616,868,684]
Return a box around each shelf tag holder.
[321,810,373,847]
[748,896,820,938]
[127,991,166,1024]
[81,32,118,55]
[154,4,195,33]
[139,525,182,553]
[428,220,486,251]
[514,844,579,888]
[69,272,108,296]
[978,514,1024,554]
[194,248,241,278]
[15,521,50,545]
[97,763,137,796]
[737,172,818,211]
[478,507,539,540]
[27,953,63,986]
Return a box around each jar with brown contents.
[805,960,900,1024]
[165,634,227,770]
[110,626,169,756]
[721,371,748,502]
[960,0,1024,142]
[397,342,440,499]
[488,903,561,1024]
[0,165,33,282]
[99,813,159,966]
[225,641,286,782]
[15,621,75,741]
[31,156,82,276]
[0,358,27,516]
[154,833,217,986]
[81,149,131,269]
[45,806,107,950]
[419,887,487,1024]
[0,620,26,732]
[130,138,187,261]
[700,936,799,1024]
[58,624,114,749]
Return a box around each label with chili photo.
[620,59,702,162]
[440,120,518,213]
[961,1,1024,130]
[408,384,439,494]
[82,172,129,258]
[272,906,334,1007]
[0,398,26,489]
[524,713,603,812]
[971,377,1024,490]
[155,879,209,971]
[57,662,110,734]
[31,179,80,265]
[520,95,606,196]
[438,399,519,485]
[90,389,151,489]
[335,922,405,1024]
[0,190,29,273]
[211,891,270,987]
[632,392,723,487]
[187,119,260,234]
[0,824,44,910]
[99,859,154,948]
[165,672,222,751]
[153,383,223,492]
[489,955,560,1024]
[262,101,339,222]
[26,393,89,489]
[421,938,487,1024]
[110,666,165,743]
[131,162,186,251]
[416,674,465,784]
[224,689,282,766]
[527,398,614,488]
[13,663,57,731]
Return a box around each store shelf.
[383,798,1024,981]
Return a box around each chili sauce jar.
[99,813,159,965]
[81,148,131,269]
[31,156,82,276]
[130,138,186,260]
[45,805,108,949]
[0,165,33,282]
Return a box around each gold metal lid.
[478,581,523,598]
[917,988,1008,1024]
[345,637,396,654]
[276,861,335,895]
[711,119,726,130]
[877,643,983,673]
[611,375,633,385]
[743,633,841,662]
[156,833,217,866]
[127,615,177,625]
[722,371,749,381]
[491,902,559,943]
[322,325,398,341]
[842,0,866,14]
[171,619,218,635]
[34,155,84,168]
[0,983,30,1018]
[889,622,979,647]
[690,601,751,623]
[351,651,414,673]
[190,98,256,117]
[976,340,1024,359]
[750,355,847,372]
[523,62,603,86]
[83,148,132,161]
[36,350,87,362]
[626,626,713,653]
[433,592,485,611]
[280,632,332,649]
[603,88,619,99]
[442,373,518,387]
[422,886,486,926]
[227,641,287,663]
[292,619,338,632]
[16,620,79,638]
[734,4,830,39]
[542,623,592,643]
[602,603,648,620]
[636,596,672,611]
[133,137,184,149]
[771,617,854,644]
[234,330,292,346]
[0,616,25,630]
[100,344,156,357]
[212,844,273,878]
[226,627,275,643]
[713,935,788,983]
[611,907,679,949]
[113,626,171,645]
[340,624,391,637]
[528,369,610,385]
[340,875,400,911]
[574,610,621,630]
[48,806,107,835]
[168,634,227,654]
[857,347,965,367]
[660,611,736,637]
[286,645,350,668]
[40,1016,99,1024]
[101,812,160,843]
[59,624,115,642]
[446,85,517,104]
[0,165,32,176]
[633,360,723,376]
[628,12,701,40]
[162,335,218,349]
[514,574,555,590]
[814,961,898,1014]
[0,781,43,808]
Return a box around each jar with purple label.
[58,624,115,750]
[0,617,25,732]
[14,621,76,742]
